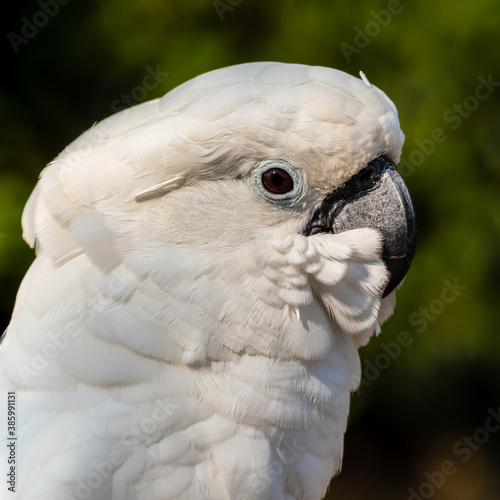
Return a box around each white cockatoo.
[0,62,416,500]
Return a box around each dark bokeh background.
[1,1,500,499]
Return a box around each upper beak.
[302,156,417,297]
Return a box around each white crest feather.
[134,175,185,202]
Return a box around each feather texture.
[0,62,405,500]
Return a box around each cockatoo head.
[22,62,415,365]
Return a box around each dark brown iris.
[261,168,294,194]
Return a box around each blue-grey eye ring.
[251,160,305,205]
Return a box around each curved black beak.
[302,156,417,297]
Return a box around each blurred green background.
[1,1,500,499]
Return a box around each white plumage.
[0,62,408,499]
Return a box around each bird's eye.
[250,160,306,207]
[261,168,294,194]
